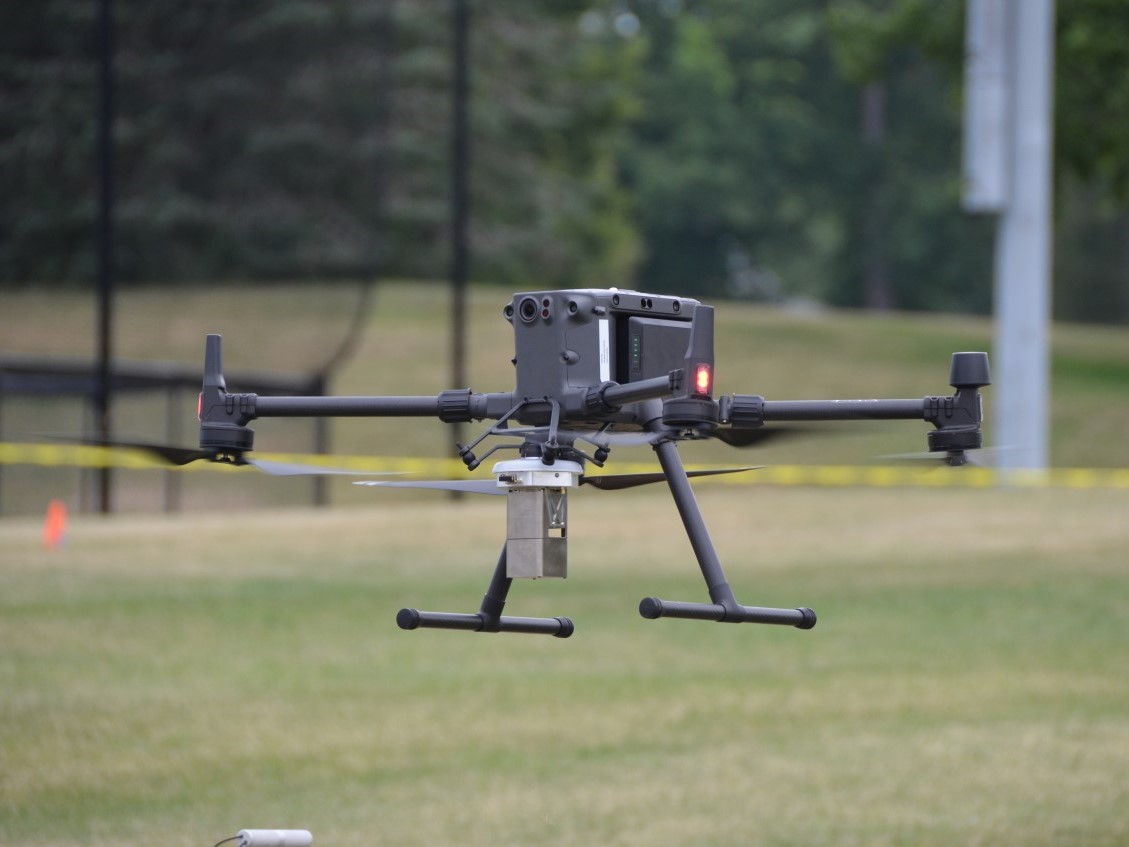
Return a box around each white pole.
[992,0,1055,472]
[963,0,1009,213]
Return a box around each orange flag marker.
[43,499,69,549]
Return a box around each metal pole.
[962,0,1010,213]
[450,0,470,465]
[95,0,116,513]
[992,0,1055,471]
[163,387,181,513]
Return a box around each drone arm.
[720,352,988,433]
[203,389,513,429]
[763,398,926,421]
[721,395,927,425]
[720,395,983,455]
[198,335,518,458]
[255,395,446,418]
[244,390,514,421]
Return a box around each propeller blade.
[355,465,761,495]
[966,446,1023,468]
[580,466,760,491]
[712,421,877,448]
[569,426,817,450]
[354,479,505,495]
[244,458,401,476]
[879,446,1013,468]
[41,435,394,476]
[711,427,807,448]
[887,451,969,467]
[575,430,659,447]
[41,435,210,466]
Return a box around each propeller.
[879,446,1016,468]
[355,466,760,495]
[712,427,804,448]
[575,426,805,449]
[355,478,505,495]
[566,420,863,452]
[580,466,760,490]
[573,430,658,448]
[712,421,880,448]
[241,457,392,476]
[40,435,390,476]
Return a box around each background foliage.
[2,0,1128,320]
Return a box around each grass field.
[2,483,1128,847]
[3,283,1128,844]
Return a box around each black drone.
[115,288,993,639]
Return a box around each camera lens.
[518,297,539,323]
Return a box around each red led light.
[197,392,203,420]
[694,363,712,397]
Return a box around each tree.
[826,0,994,313]
[1,0,399,283]
[827,0,1129,321]
[1,1,102,282]
[461,0,642,286]
[0,0,640,287]
[1054,0,1129,322]
[613,0,862,300]
[603,0,994,312]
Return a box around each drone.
[108,288,991,639]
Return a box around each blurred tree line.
[2,0,1128,322]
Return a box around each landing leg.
[638,439,816,629]
[475,545,514,631]
[396,544,574,637]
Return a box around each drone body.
[505,288,710,429]
[114,288,992,639]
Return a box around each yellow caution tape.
[2,442,1128,488]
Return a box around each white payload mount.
[492,458,583,579]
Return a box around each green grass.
[2,485,1128,846]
